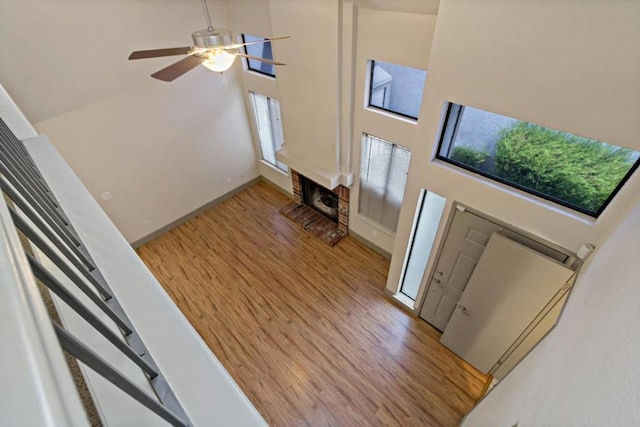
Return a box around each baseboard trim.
[130,177,262,248]
[349,230,392,259]
[260,176,293,198]
[131,177,392,259]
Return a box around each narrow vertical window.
[359,134,411,231]
[249,92,287,172]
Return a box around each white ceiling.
[0,0,439,124]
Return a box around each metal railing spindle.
[54,325,188,427]
[28,254,158,378]
[1,114,193,426]
[11,207,133,334]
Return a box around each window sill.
[244,69,276,81]
[354,213,397,237]
[259,160,289,177]
[365,107,419,126]
[432,159,598,226]
[393,292,416,310]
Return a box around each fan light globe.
[202,50,236,73]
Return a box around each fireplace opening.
[301,175,339,223]
[281,169,349,246]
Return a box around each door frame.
[413,202,581,316]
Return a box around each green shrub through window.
[436,104,640,217]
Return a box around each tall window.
[242,34,276,77]
[368,60,427,120]
[249,92,287,172]
[436,103,640,217]
[359,134,411,231]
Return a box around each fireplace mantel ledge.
[276,147,353,190]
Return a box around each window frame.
[248,91,288,174]
[242,34,276,78]
[367,60,426,121]
[358,133,412,233]
[435,103,640,218]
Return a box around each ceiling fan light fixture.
[128,1,288,81]
[202,49,236,73]
[191,28,233,49]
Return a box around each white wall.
[349,8,437,253]
[355,0,439,15]
[463,197,640,426]
[386,0,640,295]
[0,0,259,243]
[227,1,441,255]
[227,0,293,194]
[268,0,341,178]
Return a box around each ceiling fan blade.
[229,36,291,49]
[128,47,192,60]
[150,55,204,82]
[235,53,286,66]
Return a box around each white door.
[440,233,573,374]
[419,208,501,330]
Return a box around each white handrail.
[0,188,88,426]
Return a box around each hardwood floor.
[137,182,487,426]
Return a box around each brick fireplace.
[280,169,350,246]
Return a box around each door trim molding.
[414,202,581,317]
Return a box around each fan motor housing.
[192,28,233,48]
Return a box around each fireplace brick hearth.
[281,169,349,246]
[291,170,303,204]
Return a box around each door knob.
[436,271,443,276]
[457,303,470,316]
[433,278,441,283]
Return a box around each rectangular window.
[242,34,276,77]
[249,92,287,172]
[436,103,640,217]
[359,134,411,231]
[368,60,427,120]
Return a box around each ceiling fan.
[128,0,289,82]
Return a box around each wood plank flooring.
[137,182,487,427]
